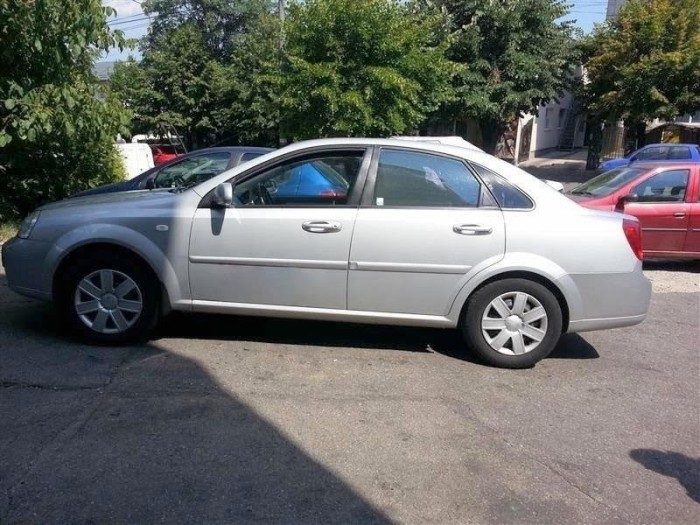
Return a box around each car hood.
[564,193,591,203]
[39,189,176,212]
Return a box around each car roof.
[188,146,275,154]
[641,143,699,148]
[617,162,699,170]
[194,137,560,203]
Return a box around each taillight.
[622,217,643,260]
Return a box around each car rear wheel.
[56,252,159,344]
[462,278,563,368]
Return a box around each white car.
[2,139,651,368]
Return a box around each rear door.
[347,148,505,316]
[622,168,691,253]
[682,166,700,255]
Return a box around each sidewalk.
[518,148,595,188]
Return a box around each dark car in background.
[75,147,274,197]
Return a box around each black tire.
[462,278,563,369]
[55,250,160,345]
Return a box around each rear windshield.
[570,167,646,197]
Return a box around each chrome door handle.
[453,224,492,235]
[302,221,342,233]
[673,212,686,218]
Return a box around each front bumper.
[1,237,53,301]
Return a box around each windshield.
[157,152,231,190]
[569,167,646,197]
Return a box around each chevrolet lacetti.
[2,139,652,368]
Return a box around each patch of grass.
[0,221,19,243]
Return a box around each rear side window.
[373,150,481,207]
[667,147,691,160]
[470,163,533,209]
[240,152,265,163]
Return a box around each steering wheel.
[247,183,273,205]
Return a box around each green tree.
[0,0,128,219]
[582,0,700,145]
[112,0,280,147]
[425,0,579,152]
[278,0,456,139]
[143,0,275,59]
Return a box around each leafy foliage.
[424,0,580,150]
[582,0,700,124]
[112,0,280,147]
[0,0,128,219]
[278,0,455,139]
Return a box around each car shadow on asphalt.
[630,449,700,504]
[643,260,700,273]
[154,313,600,365]
[0,302,392,523]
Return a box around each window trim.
[198,146,372,209]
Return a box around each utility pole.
[277,0,287,146]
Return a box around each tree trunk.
[634,122,647,149]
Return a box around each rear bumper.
[1,237,53,301]
[562,265,651,333]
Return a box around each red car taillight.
[622,217,643,261]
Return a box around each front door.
[348,148,506,316]
[188,149,370,309]
[622,168,691,254]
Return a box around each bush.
[0,133,125,220]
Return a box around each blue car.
[599,143,700,172]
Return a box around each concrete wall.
[532,92,573,152]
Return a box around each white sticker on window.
[376,197,384,206]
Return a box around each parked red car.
[568,163,699,259]
[150,144,182,166]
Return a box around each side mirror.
[544,179,564,192]
[145,177,156,190]
[615,193,639,210]
[212,183,233,208]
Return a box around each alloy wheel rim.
[481,291,548,356]
[73,269,143,334]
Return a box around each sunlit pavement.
[1,261,698,524]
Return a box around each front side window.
[234,152,363,206]
[373,150,481,207]
[156,152,231,189]
[634,146,669,161]
[631,169,689,202]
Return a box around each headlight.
[17,211,41,239]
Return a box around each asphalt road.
[0,262,698,524]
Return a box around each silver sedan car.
[2,139,651,368]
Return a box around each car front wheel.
[57,252,159,344]
[462,278,563,368]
